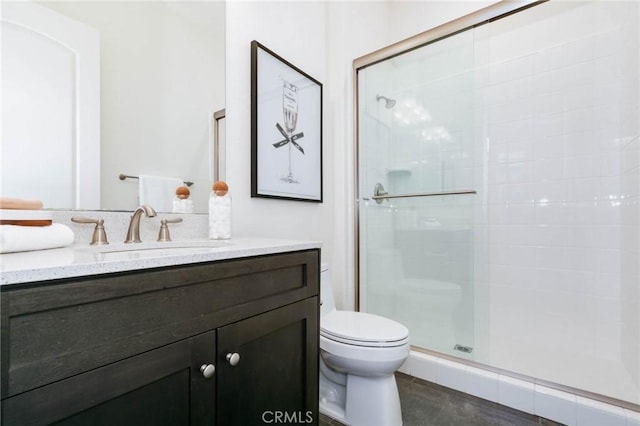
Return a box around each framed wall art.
[251,40,323,202]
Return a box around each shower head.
[376,94,396,109]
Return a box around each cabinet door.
[2,331,216,426]
[217,298,319,426]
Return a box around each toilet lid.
[321,311,409,347]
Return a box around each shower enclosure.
[356,0,639,407]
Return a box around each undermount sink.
[77,240,232,261]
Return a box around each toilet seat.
[321,311,409,348]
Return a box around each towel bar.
[119,174,193,187]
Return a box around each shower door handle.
[371,183,476,204]
[373,183,388,203]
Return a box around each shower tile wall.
[473,1,639,404]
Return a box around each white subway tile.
[594,54,624,82]
[490,55,534,85]
[563,131,597,156]
[576,396,626,426]
[562,62,595,90]
[536,225,567,247]
[507,245,537,268]
[465,366,498,403]
[534,45,563,74]
[409,352,438,383]
[532,92,564,116]
[507,161,532,183]
[490,143,508,164]
[563,247,598,272]
[564,226,596,248]
[566,177,600,203]
[488,184,508,205]
[489,164,508,185]
[534,68,565,95]
[594,28,625,58]
[592,273,622,299]
[507,183,534,204]
[596,249,622,275]
[563,85,595,110]
[498,375,535,414]
[564,106,597,134]
[532,158,564,182]
[397,357,411,376]
[534,202,564,226]
[533,134,563,161]
[533,181,565,204]
[534,385,577,426]
[594,321,623,361]
[436,358,466,393]
[534,112,563,137]
[626,408,640,426]
[507,118,535,140]
[562,36,594,66]
[534,246,564,269]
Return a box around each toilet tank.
[320,263,336,316]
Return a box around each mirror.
[213,109,226,182]
[1,1,225,214]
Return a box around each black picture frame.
[251,40,323,202]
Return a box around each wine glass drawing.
[273,79,305,183]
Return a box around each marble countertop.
[0,238,321,286]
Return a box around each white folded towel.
[0,246,74,270]
[0,223,75,254]
[139,175,184,213]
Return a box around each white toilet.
[319,264,410,426]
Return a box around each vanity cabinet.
[1,249,319,425]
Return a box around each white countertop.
[0,238,321,286]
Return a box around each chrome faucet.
[124,205,157,243]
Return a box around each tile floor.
[319,372,565,426]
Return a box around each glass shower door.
[357,29,480,357]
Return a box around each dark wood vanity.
[1,249,320,425]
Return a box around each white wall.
[225,2,336,268]
[325,1,393,310]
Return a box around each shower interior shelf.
[386,167,412,175]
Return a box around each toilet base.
[346,374,402,426]
[319,364,402,426]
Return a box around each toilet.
[319,264,410,426]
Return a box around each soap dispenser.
[173,185,193,213]
[209,180,231,239]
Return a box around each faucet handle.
[71,217,109,245]
[157,217,183,242]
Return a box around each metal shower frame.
[351,0,640,412]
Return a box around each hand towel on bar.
[138,175,184,213]
[0,223,75,254]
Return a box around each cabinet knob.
[200,364,216,379]
[226,352,240,366]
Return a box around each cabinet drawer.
[1,249,319,397]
